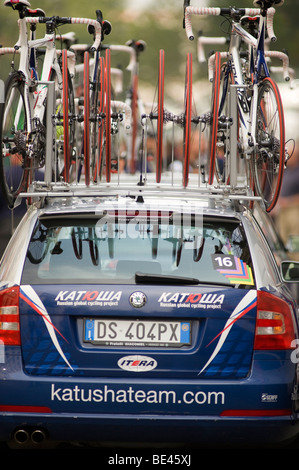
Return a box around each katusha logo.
[158,292,225,309]
[118,355,157,372]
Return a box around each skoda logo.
[129,291,147,308]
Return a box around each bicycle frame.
[22,20,62,134]
[184,5,280,151]
[218,11,275,154]
[231,17,269,151]
[6,7,103,165]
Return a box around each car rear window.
[21,212,255,287]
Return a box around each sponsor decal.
[129,292,147,308]
[261,393,278,403]
[54,290,122,307]
[50,383,225,405]
[117,355,157,372]
[158,292,225,309]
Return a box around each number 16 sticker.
[212,254,254,285]
[212,254,236,270]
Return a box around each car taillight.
[254,290,297,350]
[0,286,20,346]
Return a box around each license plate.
[84,318,191,348]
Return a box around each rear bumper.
[1,411,299,447]
[1,351,299,446]
[0,380,298,446]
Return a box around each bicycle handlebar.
[101,40,146,72]
[184,6,277,42]
[25,16,104,51]
[197,33,228,63]
[101,45,136,71]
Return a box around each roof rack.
[16,172,262,209]
[7,73,263,212]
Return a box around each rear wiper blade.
[135,272,232,287]
[135,272,199,285]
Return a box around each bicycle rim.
[105,48,112,183]
[0,72,29,207]
[208,52,221,185]
[156,49,164,183]
[130,72,139,174]
[183,53,192,188]
[253,77,285,212]
[94,56,105,181]
[62,50,71,183]
[83,51,90,186]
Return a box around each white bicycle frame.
[16,15,100,128]
[185,5,283,184]
[3,11,102,184]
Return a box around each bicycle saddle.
[253,0,284,6]
[26,7,45,17]
[4,0,31,7]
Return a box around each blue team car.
[1,187,299,448]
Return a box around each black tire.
[183,53,192,188]
[61,50,76,183]
[0,72,29,208]
[253,77,285,212]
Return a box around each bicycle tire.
[156,49,164,183]
[62,50,76,183]
[130,72,138,174]
[0,72,29,208]
[62,50,70,182]
[92,55,105,182]
[105,48,112,183]
[83,51,90,186]
[208,52,222,185]
[183,52,192,188]
[252,77,285,212]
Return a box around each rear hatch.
[19,205,257,379]
[19,284,257,379]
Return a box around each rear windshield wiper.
[135,272,233,287]
[135,272,200,285]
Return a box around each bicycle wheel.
[0,72,29,208]
[105,48,112,183]
[129,72,139,174]
[252,77,285,212]
[183,52,192,188]
[62,50,76,183]
[95,56,106,181]
[156,49,164,183]
[83,51,90,186]
[91,55,105,182]
[208,52,222,185]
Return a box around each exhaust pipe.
[14,429,29,444]
[31,429,46,444]
[13,428,47,445]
